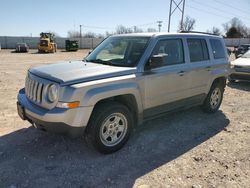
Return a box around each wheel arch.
[212,76,227,88]
[85,93,142,134]
[207,76,227,94]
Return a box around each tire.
[202,82,224,113]
[87,101,133,154]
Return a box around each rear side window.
[210,39,226,59]
[187,39,209,62]
[151,39,184,66]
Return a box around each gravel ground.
[0,49,249,188]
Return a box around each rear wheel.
[202,83,224,113]
[87,101,133,154]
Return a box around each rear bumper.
[17,88,93,138]
[16,48,28,52]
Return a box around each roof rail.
[179,30,219,36]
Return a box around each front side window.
[85,36,150,67]
[151,39,184,67]
[210,39,226,59]
[187,39,209,62]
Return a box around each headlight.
[47,84,58,102]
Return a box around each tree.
[223,17,250,38]
[225,27,243,38]
[105,31,114,38]
[83,32,96,38]
[147,28,157,32]
[133,26,143,33]
[116,25,133,34]
[207,27,221,35]
[179,16,196,31]
[67,30,81,38]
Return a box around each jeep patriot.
[17,32,230,153]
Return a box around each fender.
[82,82,143,114]
[206,64,230,93]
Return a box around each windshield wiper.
[86,59,113,65]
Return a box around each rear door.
[186,38,212,96]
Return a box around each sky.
[0,0,250,37]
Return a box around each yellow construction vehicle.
[38,32,57,53]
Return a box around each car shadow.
[30,51,53,54]
[227,81,250,91]
[61,50,78,52]
[11,50,28,53]
[0,108,229,187]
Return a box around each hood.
[29,61,137,85]
[231,57,250,67]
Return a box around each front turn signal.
[57,101,80,109]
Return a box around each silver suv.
[17,32,230,153]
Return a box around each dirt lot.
[0,49,249,188]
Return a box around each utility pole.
[133,26,137,33]
[168,0,186,32]
[157,21,163,32]
[79,24,82,49]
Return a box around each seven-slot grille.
[25,76,44,103]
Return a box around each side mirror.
[88,51,92,55]
[146,54,167,70]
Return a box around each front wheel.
[87,102,133,154]
[202,83,224,113]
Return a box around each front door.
[143,38,190,116]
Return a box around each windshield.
[242,50,250,58]
[85,36,150,67]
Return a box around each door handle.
[178,71,185,76]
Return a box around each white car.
[229,50,250,82]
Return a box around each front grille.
[235,65,243,69]
[40,40,48,47]
[25,76,44,103]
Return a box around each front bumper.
[230,71,250,82]
[17,88,93,138]
[38,46,53,52]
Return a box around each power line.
[187,4,236,20]
[135,22,157,27]
[82,25,114,30]
[81,22,160,31]
[213,0,250,16]
[190,0,250,24]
